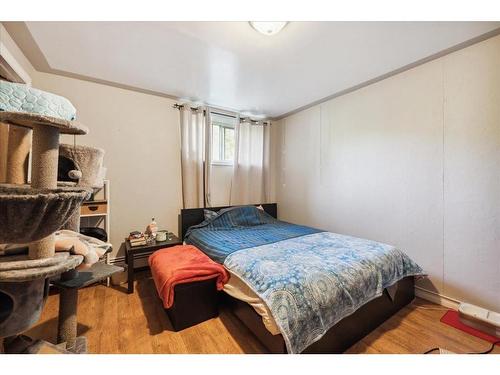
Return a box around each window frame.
[210,113,237,166]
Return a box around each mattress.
[223,269,281,335]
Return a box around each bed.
[179,203,423,353]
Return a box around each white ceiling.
[25,21,500,118]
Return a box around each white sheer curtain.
[230,120,270,205]
[179,106,208,208]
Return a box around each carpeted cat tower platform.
[59,144,106,191]
[0,83,120,353]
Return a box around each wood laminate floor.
[25,272,500,354]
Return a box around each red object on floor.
[441,310,499,345]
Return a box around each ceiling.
[9,22,500,118]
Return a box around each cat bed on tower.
[0,81,77,121]
[58,144,106,190]
[0,184,90,244]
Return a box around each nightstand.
[124,234,182,294]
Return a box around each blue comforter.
[185,206,321,263]
[224,232,424,353]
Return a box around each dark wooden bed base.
[222,276,414,353]
[179,203,415,353]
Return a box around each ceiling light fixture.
[249,22,288,36]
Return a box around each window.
[211,113,236,165]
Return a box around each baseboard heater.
[458,303,500,338]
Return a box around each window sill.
[211,161,233,167]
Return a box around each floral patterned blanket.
[224,231,424,353]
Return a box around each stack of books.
[128,231,146,247]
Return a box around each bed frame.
[179,203,415,353]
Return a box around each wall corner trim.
[273,26,500,121]
[0,40,32,85]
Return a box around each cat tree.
[0,111,110,353]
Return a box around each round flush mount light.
[249,21,288,36]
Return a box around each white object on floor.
[458,302,500,338]
[438,348,456,354]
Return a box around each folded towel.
[0,81,77,121]
[149,245,229,309]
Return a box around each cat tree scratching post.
[0,111,121,353]
[5,125,31,185]
[0,112,90,354]
[57,269,79,349]
[28,118,84,350]
[29,125,60,259]
[0,124,8,183]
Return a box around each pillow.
[204,209,219,221]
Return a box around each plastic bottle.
[147,218,158,239]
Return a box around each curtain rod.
[240,118,271,126]
[173,103,270,125]
[173,103,202,112]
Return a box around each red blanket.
[149,245,229,308]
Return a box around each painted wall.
[32,72,183,260]
[276,35,500,312]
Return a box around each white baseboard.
[415,286,461,310]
